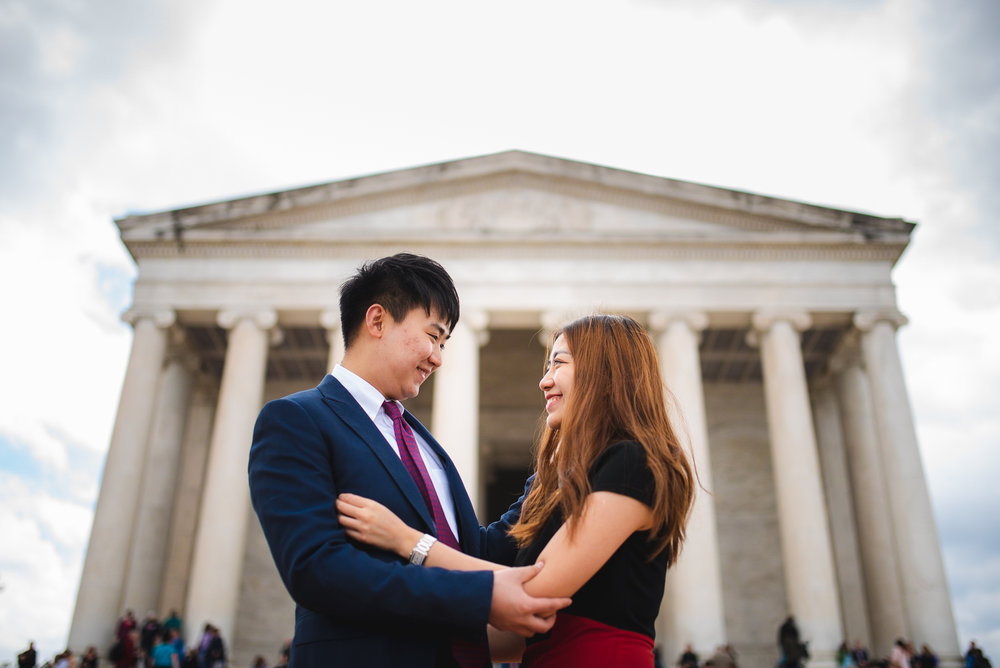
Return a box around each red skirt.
[521,612,655,668]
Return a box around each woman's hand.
[336,493,422,558]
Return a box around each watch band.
[409,533,437,566]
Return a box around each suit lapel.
[317,376,435,531]
[405,412,480,552]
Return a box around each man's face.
[378,306,450,400]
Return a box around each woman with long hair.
[337,314,696,667]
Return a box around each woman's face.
[539,333,575,430]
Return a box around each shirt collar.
[331,364,401,421]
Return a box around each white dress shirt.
[331,364,459,537]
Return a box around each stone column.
[832,349,907,657]
[184,309,277,647]
[432,311,488,515]
[320,309,345,372]
[158,385,217,617]
[68,308,175,650]
[810,380,871,648]
[751,312,842,665]
[855,311,959,659]
[121,346,196,615]
[649,312,727,662]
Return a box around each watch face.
[409,534,435,565]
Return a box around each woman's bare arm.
[336,490,651,596]
[521,491,652,598]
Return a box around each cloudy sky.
[1,0,998,662]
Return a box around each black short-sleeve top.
[514,440,668,639]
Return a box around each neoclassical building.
[69,151,959,668]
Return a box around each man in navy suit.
[249,253,569,667]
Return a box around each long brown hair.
[509,314,695,562]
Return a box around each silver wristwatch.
[409,534,437,566]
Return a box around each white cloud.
[0,204,133,456]
[38,24,86,77]
[0,473,92,662]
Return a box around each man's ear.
[365,304,388,339]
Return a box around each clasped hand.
[336,492,571,638]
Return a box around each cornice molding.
[150,172,825,237]
[117,152,915,243]
[123,238,909,263]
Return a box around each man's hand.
[489,562,571,637]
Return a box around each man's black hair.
[339,253,460,348]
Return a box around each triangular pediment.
[117,150,913,258]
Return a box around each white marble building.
[68,151,959,668]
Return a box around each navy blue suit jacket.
[248,374,529,668]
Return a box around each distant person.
[18,642,37,668]
[710,644,736,668]
[161,610,182,637]
[966,644,980,668]
[52,649,74,668]
[116,630,139,668]
[117,610,137,640]
[852,641,870,668]
[204,627,225,668]
[180,648,199,668]
[195,624,212,668]
[778,616,805,668]
[678,644,699,668]
[889,639,911,668]
[165,628,183,663]
[272,641,289,668]
[915,645,938,668]
[140,612,162,661]
[151,631,180,668]
[838,642,854,668]
[965,643,991,668]
[77,647,98,668]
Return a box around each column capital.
[319,309,341,332]
[540,310,576,332]
[122,308,176,329]
[461,309,490,346]
[648,311,709,334]
[217,308,278,331]
[853,309,908,332]
[751,310,812,333]
[538,310,582,346]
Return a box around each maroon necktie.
[381,401,489,668]
[382,401,460,548]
